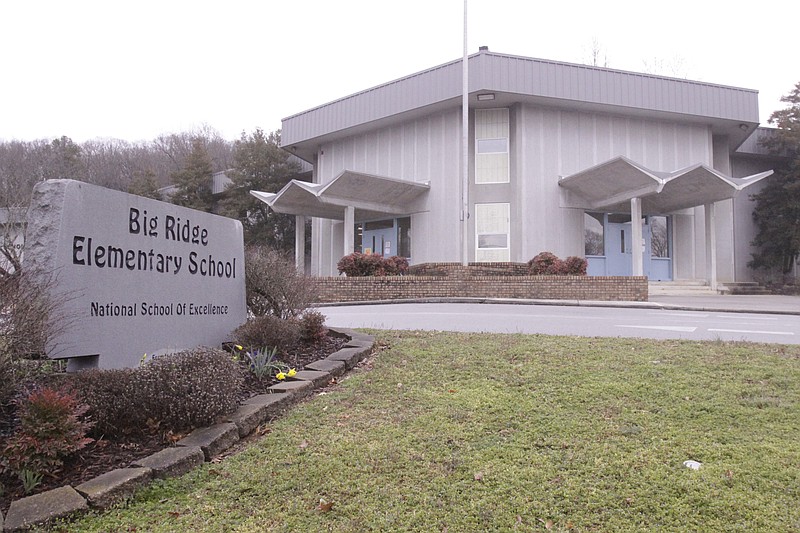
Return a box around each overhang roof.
[250,170,430,221]
[559,156,772,214]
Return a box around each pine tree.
[170,139,214,212]
[749,82,800,274]
[221,129,301,250]
[127,171,162,200]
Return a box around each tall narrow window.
[475,108,509,184]
[397,217,411,258]
[584,212,604,256]
[650,216,670,258]
[475,203,510,262]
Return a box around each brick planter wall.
[315,263,648,302]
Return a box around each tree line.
[0,127,304,261]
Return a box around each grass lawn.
[56,331,799,532]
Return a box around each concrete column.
[705,202,717,291]
[630,197,644,276]
[294,215,306,273]
[343,206,355,258]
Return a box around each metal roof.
[250,170,430,221]
[559,156,773,214]
[282,50,761,162]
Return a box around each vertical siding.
[513,103,711,263]
[312,108,462,274]
[313,99,716,275]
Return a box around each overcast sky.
[1,0,796,143]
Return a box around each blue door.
[362,220,396,257]
[605,219,672,279]
[606,222,634,276]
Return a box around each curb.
[1,328,375,532]
[315,297,800,316]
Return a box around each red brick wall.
[314,267,648,303]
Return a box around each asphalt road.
[320,302,800,344]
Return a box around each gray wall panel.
[284,52,759,152]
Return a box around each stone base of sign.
[75,468,152,509]
[305,359,346,377]
[4,486,88,532]
[0,328,374,531]
[132,446,205,479]
[176,423,240,461]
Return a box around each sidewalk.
[646,294,800,315]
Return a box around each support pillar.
[343,206,355,258]
[294,215,306,273]
[704,202,717,291]
[630,197,644,276]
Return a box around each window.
[475,108,509,184]
[475,203,510,262]
[397,217,411,258]
[584,212,604,256]
[649,216,669,258]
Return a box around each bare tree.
[584,37,608,68]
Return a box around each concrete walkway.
[647,294,800,315]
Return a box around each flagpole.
[461,0,469,266]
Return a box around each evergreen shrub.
[71,348,241,438]
[528,252,587,275]
[337,253,409,276]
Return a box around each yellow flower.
[287,368,297,377]
[276,371,286,381]
[234,345,243,351]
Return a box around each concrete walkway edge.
[315,295,800,316]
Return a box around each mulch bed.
[0,334,347,515]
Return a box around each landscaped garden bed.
[0,330,349,516]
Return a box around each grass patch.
[56,332,800,532]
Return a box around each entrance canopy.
[559,156,772,214]
[250,170,430,221]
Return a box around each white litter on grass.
[683,460,702,470]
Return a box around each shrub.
[384,255,410,275]
[67,367,138,437]
[133,348,242,432]
[71,348,242,438]
[245,246,318,318]
[528,252,587,275]
[1,386,94,476]
[0,268,62,360]
[563,256,588,275]
[337,253,409,276]
[0,349,13,407]
[528,252,561,274]
[232,315,302,353]
[300,310,328,344]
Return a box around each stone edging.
[1,328,374,532]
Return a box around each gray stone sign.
[25,179,246,370]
